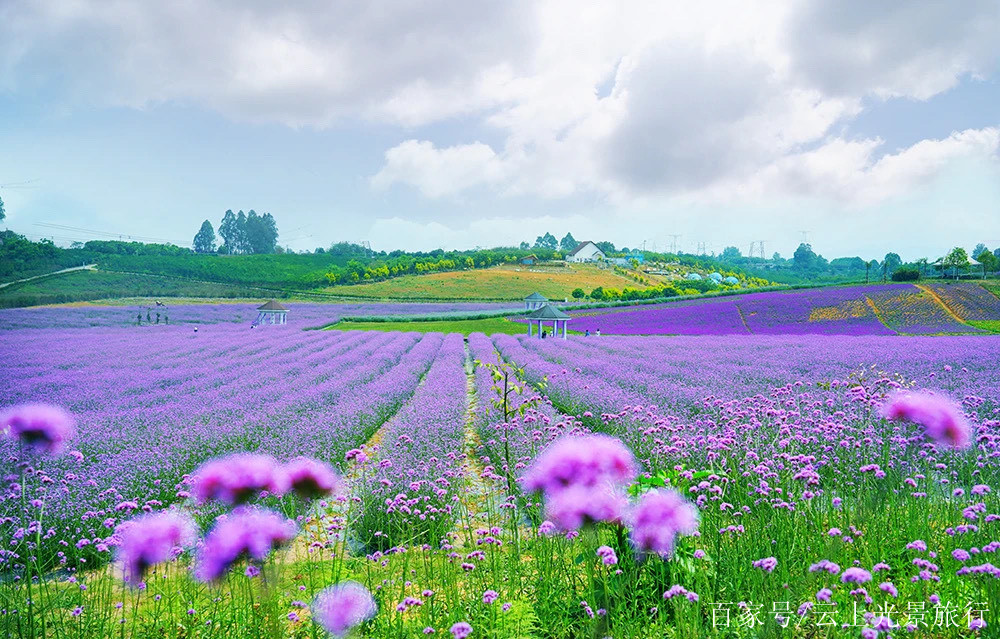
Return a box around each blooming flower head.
[753,557,778,573]
[1,403,76,454]
[881,392,971,449]
[192,453,290,505]
[520,435,637,495]
[482,590,498,604]
[194,509,297,582]
[629,488,699,558]
[544,485,627,531]
[450,622,473,639]
[115,511,197,586]
[596,545,618,565]
[841,567,873,584]
[312,581,377,638]
[284,457,341,500]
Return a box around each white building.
[566,241,605,263]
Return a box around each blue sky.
[1,1,998,261]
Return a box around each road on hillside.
[0,263,97,289]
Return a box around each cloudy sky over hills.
[1,0,998,259]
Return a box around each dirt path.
[0,263,96,289]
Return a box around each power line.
[33,222,190,246]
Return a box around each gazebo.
[524,292,548,310]
[255,300,288,325]
[525,304,571,339]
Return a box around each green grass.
[329,317,526,335]
[969,320,1000,333]
[0,269,300,308]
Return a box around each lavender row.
[0,328,445,568]
[353,333,468,549]
[467,333,586,491]
[566,284,991,335]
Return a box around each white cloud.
[2,0,998,213]
[370,140,506,197]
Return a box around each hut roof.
[525,304,571,320]
[524,292,548,301]
[257,299,288,311]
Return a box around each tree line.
[193,210,279,255]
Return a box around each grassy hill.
[320,263,652,301]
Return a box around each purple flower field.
[3,319,1000,637]
[0,301,519,331]
[570,283,997,335]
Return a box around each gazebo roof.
[525,304,571,320]
[257,299,288,311]
[524,292,548,301]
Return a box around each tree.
[882,253,902,275]
[0,195,5,223]
[594,241,616,255]
[974,243,989,259]
[519,241,529,250]
[975,249,997,277]
[721,246,742,262]
[559,232,578,252]
[942,247,970,280]
[245,210,279,254]
[193,220,216,253]
[571,288,585,299]
[793,243,818,270]
[590,286,605,300]
[219,210,237,254]
[994,247,1000,261]
[534,233,558,250]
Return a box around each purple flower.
[192,453,290,505]
[194,509,297,582]
[753,557,778,573]
[482,590,498,604]
[879,582,898,597]
[115,511,197,586]
[596,545,618,565]
[284,457,341,500]
[545,484,627,531]
[841,567,872,584]
[952,549,971,562]
[450,621,473,639]
[629,488,699,558]
[881,392,971,449]
[816,588,833,602]
[312,581,377,637]
[520,435,637,495]
[1,403,76,454]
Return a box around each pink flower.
[284,458,341,500]
[521,435,637,495]
[312,581,377,638]
[629,488,699,558]
[544,485,627,531]
[192,454,290,505]
[115,511,197,586]
[194,509,296,582]
[1,404,76,454]
[881,392,971,449]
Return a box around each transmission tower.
[667,234,681,255]
[799,230,810,244]
[696,241,707,256]
[758,241,766,261]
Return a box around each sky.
[1,1,998,261]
